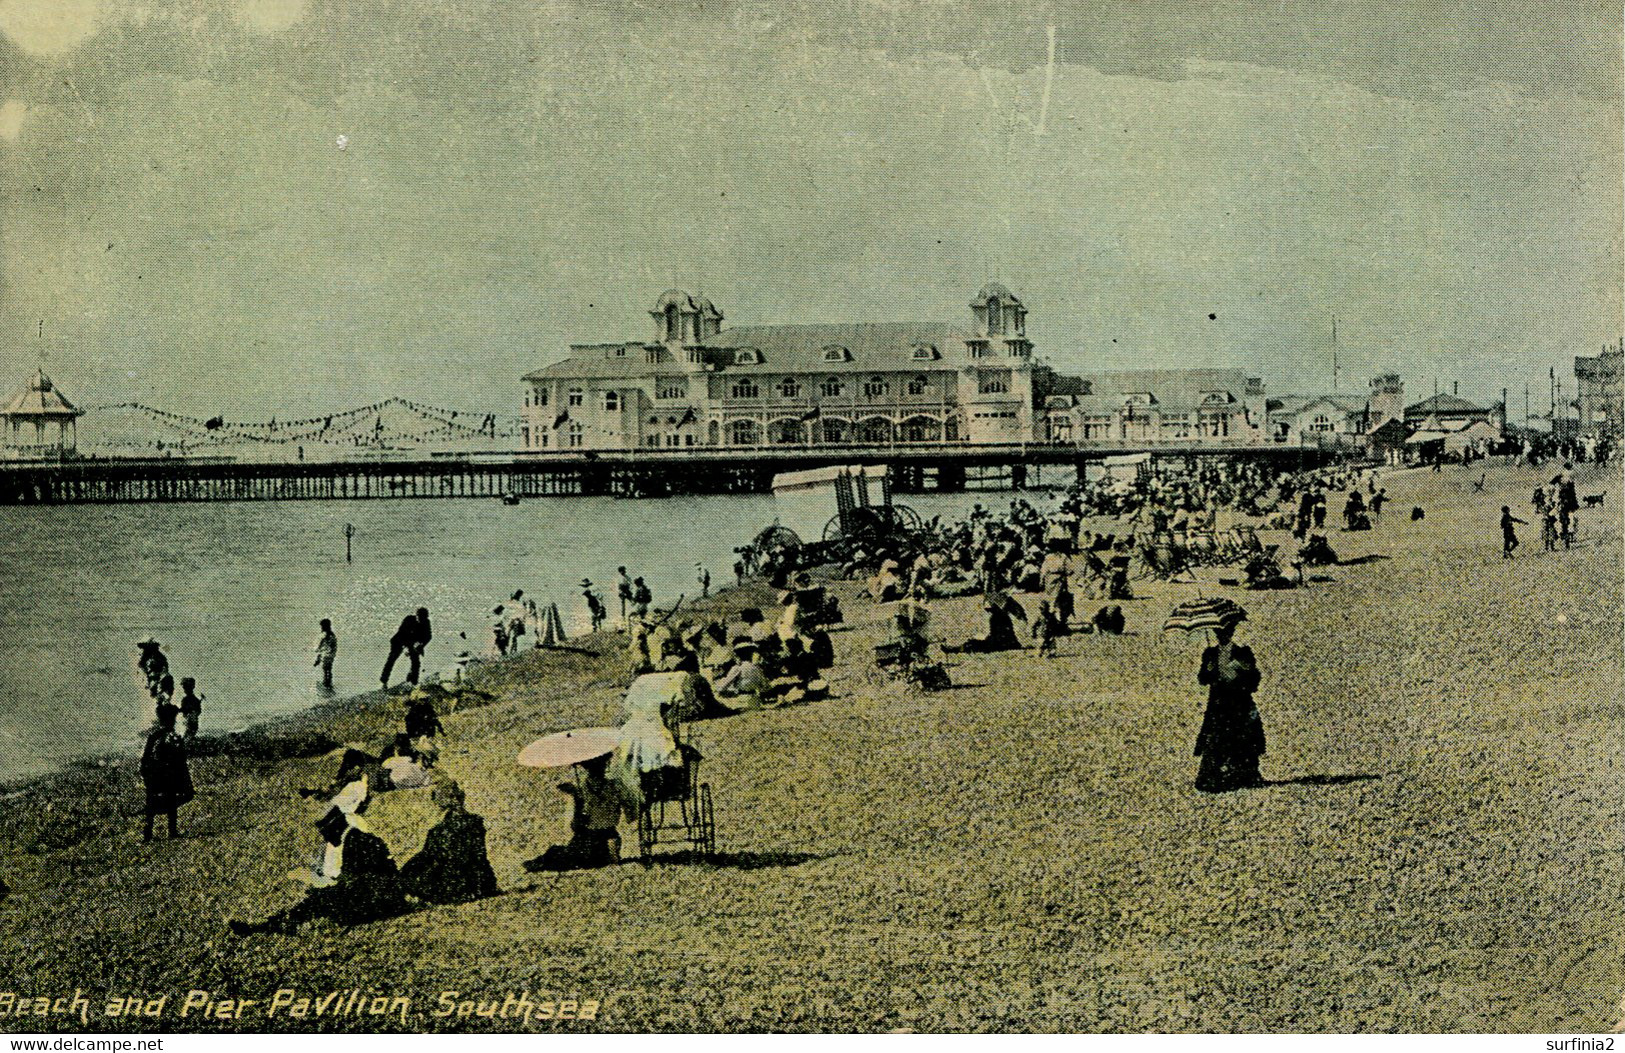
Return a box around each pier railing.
[0,441,1336,505]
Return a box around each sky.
[0,0,1620,419]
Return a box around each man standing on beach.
[314,619,338,690]
[381,608,432,689]
[1500,506,1527,559]
[616,566,633,625]
[140,703,193,842]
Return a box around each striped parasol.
[1163,596,1249,635]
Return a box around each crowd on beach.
[115,441,1612,938]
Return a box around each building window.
[821,377,844,398]
[604,391,620,412]
[535,387,548,407]
[863,376,888,399]
[979,375,1008,395]
[822,346,850,363]
[907,375,929,397]
[1311,414,1334,433]
[911,344,937,361]
[657,381,686,400]
[735,348,761,365]
[731,379,759,400]
[730,419,759,445]
[523,390,531,408]
[521,425,530,445]
[566,422,583,447]
[779,378,801,399]
[567,388,583,408]
[968,343,987,359]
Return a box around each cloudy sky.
[0,0,1619,418]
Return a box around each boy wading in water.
[314,618,338,690]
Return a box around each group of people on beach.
[231,683,496,935]
[123,446,1612,941]
[133,639,206,842]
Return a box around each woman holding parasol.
[1165,597,1266,792]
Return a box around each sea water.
[0,486,1046,782]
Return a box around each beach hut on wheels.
[2,370,83,459]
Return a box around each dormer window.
[734,348,761,366]
[911,344,938,361]
[821,345,851,363]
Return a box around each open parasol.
[1163,596,1248,635]
[517,726,619,769]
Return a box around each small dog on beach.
[1583,492,1606,509]
[1410,506,1426,521]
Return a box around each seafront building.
[520,285,1263,452]
[1574,342,1623,437]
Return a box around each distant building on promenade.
[520,284,1265,452]
[1404,390,1504,434]
[1039,369,1266,445]
[2,370,82,457]
[1266,374,1405,447]
[1574,342,1623,437]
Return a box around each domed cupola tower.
[971,282,1026,338]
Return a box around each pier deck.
[0,442,1339,504]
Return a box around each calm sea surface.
[0,487,1030,784]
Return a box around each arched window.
[978,374,1008,395]
[821,377,844,398]
[907,375,929,397]
[731,379,759,400]
[730,419,759,445]
[779,378,801,399]
[603,391,620,411]
[863,376,889,399]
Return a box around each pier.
[0,442,1339,505]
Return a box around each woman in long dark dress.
[1193,623,1266,792]
[140,703,194,841]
